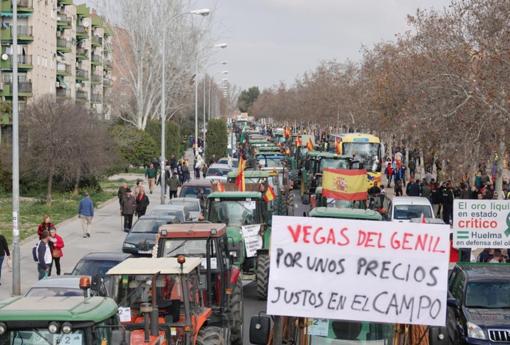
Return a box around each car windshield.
[258,158,283,168]
[394,205,432,220]
[320,158,349,171]
[132,220,167,233]
[4,329,85,345]
[308,320,393,344]
[72,260,120,277]
[25,287,82,297]
[162,239,207,257]
[180,186,212,198]
[169,200,200,212]
[207,168,230,177]
[208,200,257,226]
[465,282,510,308]
[342,142,380,172]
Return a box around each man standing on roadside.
[78,192,94,238]
[117,182,129,206]
[121,189,137,232]
[145,163,158,194]
[37,230,52,280]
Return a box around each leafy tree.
[110,124,158,167]
[237,86,260,112]
[205,119,227,163]
[145,120,183,160]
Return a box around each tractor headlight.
[61,322,72,334]
[123,243,136,249]
[0,322,7,335]
[229,250,237,258]
[467,322,486,340]
[48,322,59,334]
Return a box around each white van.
[389,196,434,222]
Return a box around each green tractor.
[0,295,128,344]
[206,191,273,300]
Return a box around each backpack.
[32,241,40,262]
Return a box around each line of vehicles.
[0,118,507,345]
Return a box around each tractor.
[107,257,229,345]
[0,278,129,344]
[153,223,243,345]
[206,191,273,300]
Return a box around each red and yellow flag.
[335,138,342,155]
[322,168,368,201]
[235,157,246,192]
[284,126,291,139]
[263,185,276,203]
[306,137,314,151]
[295,136,302,147]
[216,182,225,192]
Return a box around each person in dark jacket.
[136,188,150,217]
[168,172,181,199]
[441,182,455,224]
[117,182,129,206]
[37,230,52,280]
[121,189,137,232]
[0,234,10,285]
[406,179,421,196]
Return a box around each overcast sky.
[198,0,451,90]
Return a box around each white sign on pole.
[241,224,262,257]
[453,200,510,248]
[267,216,450,327]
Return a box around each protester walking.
[168,172,181,199]
[117,182,129,206]
[48,227,64,276]
[145,163,158,194]
[136,188,150,218]
[36,230,52,280]
[182,160,191,182]
[37,215,54,239]
[0,234,10,285]
[194,155,203,179]
[121,189,137,232]
[78,192,94,238]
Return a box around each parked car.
[389,196,434,222]
[71,252,132,278]
[179,179,213,198]
[168,197,202,221]
[217,157,239,169]
[25,276,85,297]
[447,263,510,344]
[205,163,231,183]
[148,204,187,223]
[122,215,178,256]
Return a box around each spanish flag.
[263,185,276,203]
[235,157,246,192]
[216,182,225,192]
[295,136,302,147]
[306,137,314,151]
[322,168,368,201]
[284,127,291,139]
[335,138,342,155]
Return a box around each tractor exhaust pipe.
[150,273,160,337]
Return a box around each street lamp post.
[161,8,209,205]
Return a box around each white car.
[389,196,434,222]
[205,163,231,183]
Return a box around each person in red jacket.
[48,226,64,276]
[37,215,54,240]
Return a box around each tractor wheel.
[256,253,270,300]
[230,279,243,345]
[197,326,227,345]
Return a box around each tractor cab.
[107,257,229,345]
[155,223,243,344]
[0,283,127,344]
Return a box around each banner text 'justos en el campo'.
[267,216,450,326]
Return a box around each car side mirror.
[250,315,271,345]
[447,297,459,308]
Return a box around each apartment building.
[0,0,112,141]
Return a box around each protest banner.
[267,216,450,327]
[453,199,510,248]
[241,224,262,257]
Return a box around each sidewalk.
[0,173,160,300]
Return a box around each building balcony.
[91,74,102,84]
[91,54,102,65]
[56,87,71,99]
[57,38,71,53]
[76,90,88,101]
[1,26,33,42]
[76,25,88,39]
[76,69,88,81]
[56,63,72,76]
[91,93,102,104]
[1,81,32,97]
[103,76,112,87]
[1,0,33,15]
[57,13,72,29]
[76,47,88,60]
[91,35,102,47]
[57,0,73,5]
[0,54,32,70]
